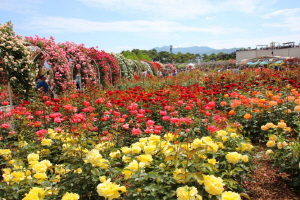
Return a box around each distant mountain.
[153,46,239,55]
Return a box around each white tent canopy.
[186,63,196,70]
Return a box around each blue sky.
[1,0,300,53]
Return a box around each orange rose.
[244,113,251,120]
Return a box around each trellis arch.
[26,36,120,93]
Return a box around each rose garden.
[0,21,300,200]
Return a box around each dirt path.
[243,146,300,200]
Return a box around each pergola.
[282,42,295,48]
[256,45,268,50]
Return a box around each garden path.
[243,145,300,200]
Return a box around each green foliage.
[264,122,300,187]
[122,50,151,61]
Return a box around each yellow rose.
[204,175,224,195]
[277,122,287,128]
[131,145,142,155]
[201,136,213,143]
[217,142,225,149]
[62,192,80,200]
[241,155,249,162]
[265,149,274,156]
[230,133,237,138]
[27,153,39,162]
[55,164,67,174]
[25,170,31,176]
[50,175,61,183]
[109,150,121,159]
[33,173,47,183]
[122,155,132,163]
[74,168,82,174]
[173,168,188,184]
[217,130,228,137]
[266,140,276,147]
[122,169,134,179]
[137,154,153,165]
[226,152,242,164]
[164,133,175,141]
[32,162,48,173]
[98,159,110,169]
[11,171,25,182]
[126,160,140,171]
[41,139,52,146]
[2,168,11,174]
[84,149,102,165]
[269,135,277,141]
[45,187,59,195]
[265,123,275,129]
[3,173,12,182]
[261,125,268,131]
[208,158,218,165]
[159,163,166,168]
[40,160,52,168]
[240,143,253,151]
[23,187,45,200]
[121,147,131,154]
[33,173,47,180]
[100,176,107,183]
[162,146,176,157]
[222,136,228,142]
[144,144,157,155]
[221,191,241,200]
[134,141,144,147]
[176,185,201,200]
[96,179,126,199]
[148,135,161,142]
[207,142,219,153]
[0,149,11,156]
[191,138,203,149]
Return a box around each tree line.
[121,49,236,63]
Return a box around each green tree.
[158,51,170,63]
[202,54,209,62]
[195,53,201,62]
[209,53,216,61]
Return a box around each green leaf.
[148,171,158,179]
[233,167,244,172]
[193,172,204,183]
[91,168,100,176]
[187,166,197,173]
[240,193,251,199]
[186,173,193,182]
[13,192,19,199]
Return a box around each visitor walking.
[37,75,49,95]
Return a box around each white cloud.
[205,17,215,20]
[219,0,277,14]
[0,0,41,13]
[77,0,276,20]
[198,34,300,49]
[264,16,300,30]
[262,8,300,31]
[262,8,300,18]
[23,16,245,35]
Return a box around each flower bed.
[1,67,300,199]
